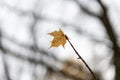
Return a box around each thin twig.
[65,35,97,80]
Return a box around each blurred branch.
[0,0,33,16]
[97,0,118,45]
[0,28,10,80]
[2,54,11,80]
[97,0,120,80]
[97,0,120,56]
[2,33,60,62]
[73,0,100,18]
[3,47,87,80]
[0,1,107,46]
[73,0,120,61]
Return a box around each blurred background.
[0,0,120,80]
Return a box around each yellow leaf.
[49,29,67,48]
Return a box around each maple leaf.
[48,29,96,80]
[48,29,68,48]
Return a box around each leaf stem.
[65,35,97,80]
